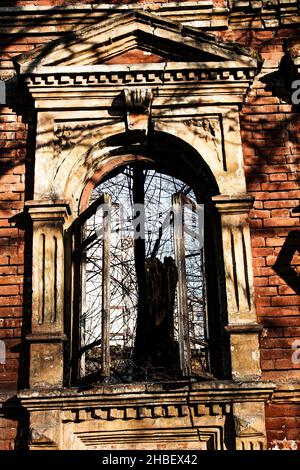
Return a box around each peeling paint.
[252,351,259,361]
[270,438,298,451]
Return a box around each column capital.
[25,199,71,222]
[212,194,254,213]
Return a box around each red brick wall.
[266,404,300,450]
[0,412,18,450]
[230,26,300,448]
[240,45,300,379]
[0,0,299,450]
[0,104,27,386]
[0,104,27,449]
[217,24,300,448]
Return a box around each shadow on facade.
[273,228,300,296]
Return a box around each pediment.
[14,11,256,73]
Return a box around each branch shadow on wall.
[1,395,29,450]
[273,227,300,296]
[259,53,299,106]
[0,0,300,450]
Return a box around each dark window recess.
[74,164,212,384]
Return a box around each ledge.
[213,194,255,213]
[272,382,300,403]
[18,380,275,412]
[25,199,71,210]
[25,200,71,220]
[225,324,263,334]
[26,333,68,343]
[11,380,300,415]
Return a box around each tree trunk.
[134,256,179,375]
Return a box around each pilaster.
[26,200,71,388]
[214,195,261,380]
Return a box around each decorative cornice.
[60,401,232,423]
[5,381,300,419]
[22,63,256,84]
[19,63,257,108]
[18,381,275,413]
[22,71,254,90]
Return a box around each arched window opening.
[75,163,212,384]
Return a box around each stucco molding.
[18,381,276,412]
[18,381,274,450]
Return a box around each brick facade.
[0,0,299,450]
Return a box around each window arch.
[19,9,266,450]
[72,159,227,385]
